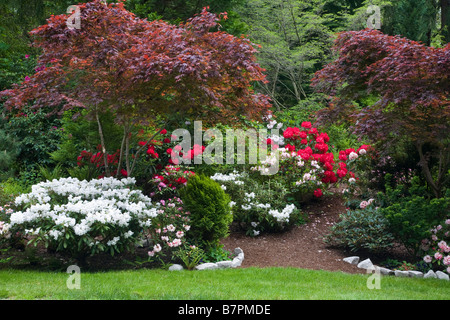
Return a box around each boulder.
[357,258,374,270]
[424,270,437,279]
[436,271,450,281]
[394,270,410,277]
[195,262,218,270]
[168,264,184,271]
[408,271,423,278]
[377,267,394,276]
[343,256,360,265]
[231,257,243,268]
[216,260,233,268]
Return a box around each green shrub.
[180,174,232,249]
[324,206,395,253]
[377,175,450,254]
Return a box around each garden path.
[222,195,381,274]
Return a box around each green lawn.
[0,267,448,300]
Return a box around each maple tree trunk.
[96,110,110,177]
[415,142,441,198]
[115,127,127,178]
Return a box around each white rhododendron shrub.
[211,171,302,236]
[10,177,158,262]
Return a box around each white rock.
[195,262,218,270]
[231,257,243,268]
[424,270,437,279]
[343,256,360,265]
[357,258,374,270]
[216,260,233,268]
[408,271,423,278]
[377,266,394,276]
[234,247,243,255]
[436,271,450,281]
[394,270,410,277]
[168,264,184,271]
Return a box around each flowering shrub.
[8,177,158,264]
[420,218,450,274]
[150,165,195,199]
[211,171,303,236]
[252,122,370,202]
[146,197,191,261]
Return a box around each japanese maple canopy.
[0,0,271,124]
[312,29,450,146]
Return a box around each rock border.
[344,256,449,281]
[169,247,244,271]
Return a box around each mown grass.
[0,267,449,300]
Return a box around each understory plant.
[324,204,395,253]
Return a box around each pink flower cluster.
[146,197,191,259]
[421,219,450,274]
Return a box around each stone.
[424,270,437,279]
[377,266,394,276]
[357,258,374,270]
[195,262,218,270]
[168,264,184,271]
[394,270,410,277]
[408,271,423,278]
[343,256,360,265]
[436,271,450,281]
[231,257,243,268]
[234,247,243,255]
[216,260,233,268]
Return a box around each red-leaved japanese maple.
[0,0,271,177]
[311,29,449,197]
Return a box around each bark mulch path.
[221,194,408,275]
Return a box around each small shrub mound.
[325,205,395,253]
[180,174,232,249]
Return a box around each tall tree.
[0,0,271,177]
[238,0,339,110]
[312,29,450,197]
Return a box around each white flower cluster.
[10,177,158,246]
[241,192,295,224]
[268,204,296,223]
[210,171,243,184]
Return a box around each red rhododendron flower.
[285,144,296,152]
[121,169,128,177]
[314,189,323,198]
[283,127,301,140]
[339,150,347,161]
[301,121,312,129]
[160,129,167,135]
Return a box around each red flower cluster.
[279,124,370,198]
[152,165,195,193]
